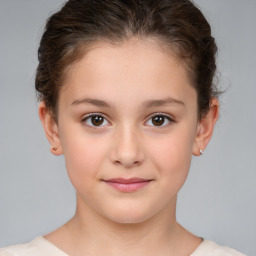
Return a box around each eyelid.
[81,112,111,127]
[144,112,175,127]
[81,112,106,119]
[146,112,174,121]
[80,112,175,128]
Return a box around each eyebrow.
[71,98,111,108]
[143,97,185,108]
[71,97,184,108]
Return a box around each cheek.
[148,126,196,186]
[60,129,108,189]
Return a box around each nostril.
[110,133,145,167]
[114,160,122,165]
[114,159,141,168]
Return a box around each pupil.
[152,116,164,126]
[92,116,104,126]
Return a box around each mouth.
[102,178,153,193]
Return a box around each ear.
[38,101,63,155]
[193,98,219,156]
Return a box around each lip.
[103,178,152,193]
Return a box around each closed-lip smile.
[102,178,153,192]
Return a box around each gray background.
[0,0,255,255]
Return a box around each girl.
[0,0,247,255]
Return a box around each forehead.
[60,38,196,107]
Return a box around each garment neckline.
[35,236,69,255]
[37,235,208,256]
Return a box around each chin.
[103,206,154,225]
[113,216,147,224]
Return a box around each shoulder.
[191,240,246,256]
[0,237,68,256]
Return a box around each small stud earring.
[199,149,204,155]
[52,146,57,151]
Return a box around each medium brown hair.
[36,0,219,120]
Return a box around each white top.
[0,236,246,256]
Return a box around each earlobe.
[38,102,63,155]
[193,98,219,156]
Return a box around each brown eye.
[83,114,109,127]
[152,116,165,126]
[91,115,104,126]
[145,114,173,127]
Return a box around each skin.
[39,38,219,256]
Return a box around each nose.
[110,125,145,168]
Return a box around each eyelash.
[81,113,110,128]
[81,113,174,128]
[145,113,174,127]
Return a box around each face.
[54,38,200,224]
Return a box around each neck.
[64,195,195,256]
